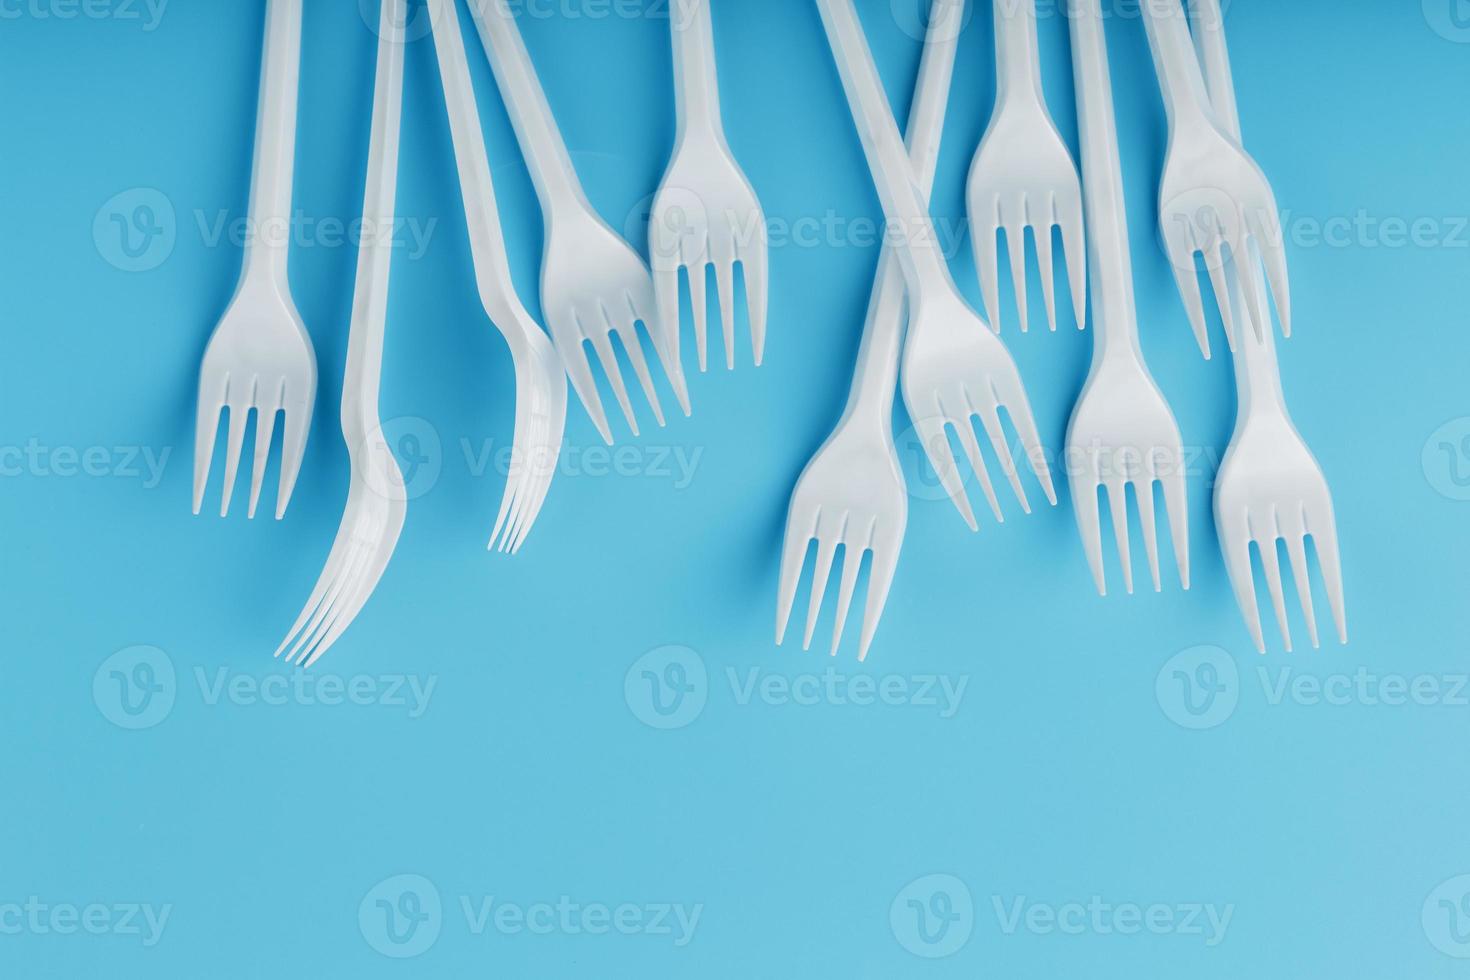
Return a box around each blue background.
[3,0,1470,976]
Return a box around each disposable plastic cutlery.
[651,0,769,371]
[1065,0,1188,595]
[967,0,1086,334]
[427,0,567,553]
[776,0,963,661]
[193,0,316,519]
[817,0,1054,532]
[1192,0,1346,651]
[1141,0,1290,355]
[275,0,408,667]
[467,0,689,442]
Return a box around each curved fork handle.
[1066,0,1141,363]
[466,0,592,223]
[994,0,1045,106]
[671,0,725,143]
[843,0,966,428]
[240,0,303,289]
[816,0,954,301]
[427,0,524,323]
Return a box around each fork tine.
[914,415,978,532]
[587,329,641,436]
[1133,476,1161,592]
[218,400,252,518]
[1071,467,1107,595]
[1248,210,1291,337]
[1001,204,1030,334]
[1232,228,1271,341]
[193,398,223,516]
[302,542,396,668]
[1034,218,1058,332]
[858,541,898,663]
[1202,239,1237,351]
[488,480,521,552]
[830,536,866,657]
[629,292,690,419]
[1059,196,1087,331]
[740,242,769,366]
[286,543,369,665]
[972,213,1003,334]
[1282,514,1319,649]
[248,386,283,519]
[1104,478,1133,595]
[608,311,666,429]
[564,318,614,444]
[687,261,710,372]
[507,478,551,554]
[654,263,681,365]
[714,259,738,370]
[775,515,815,645]
[975,404,1029,515]
[992,374,1057,505]
[274,540,349,659]
[803,534,840,651]
[1310,518,1347,645]
[1161,465,1190,589]
[1164,224,1211,358]
[1255,527,1293,653]
[1220,514,1265,653]
[276,390,311,520]
[953,417,1003,525]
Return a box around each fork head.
[1157,125,1291,356]
[193,280,317,519]
[485,306,568,554]
[1065,357,1189,596]
[776,419,907,662]
[901,291,1057,530]
[275,425,408,668]
[541,212,690,443]
[650,136,769,372]
[966,103,1087,335]
[1214,415,1345,653]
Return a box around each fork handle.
[994,0,1045,106]
[817,0,956,303]
[1190,0,1287,417]
[428,0,525,325]
[341,0,407,429]
[1140,0,1218,133]
[843,0,965,426]
[467,0,593,224]
[239,0,303,289]
[671,0,726,143]
[1067,0,1141,361]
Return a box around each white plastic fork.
[776,0,964,661]
[1065,0,1189,596]
[427,0,567,554]
[818,0,1054,533]
[967,0,1086,334]
[467,0,690,443]
[1193,0,1346,652]
[1141,0,1291,356]
[193,0,316,520]
[275,0,408,668]
[651,0,769,372]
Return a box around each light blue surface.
[2,0,1469,976]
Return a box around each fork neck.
[994,0,1047,109]
[1229,275,1288,424]
[239,0,303,291]
[671,0,727,146]
[1140,0,1219,134]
